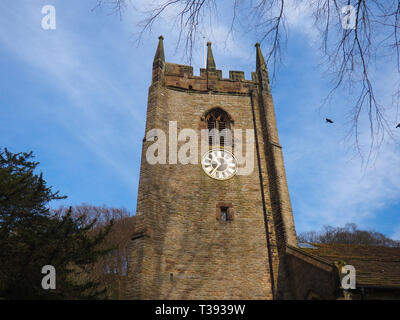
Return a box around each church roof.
[295,243,400,288]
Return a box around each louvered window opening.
[205,109,231,148]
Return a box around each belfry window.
[205,108,232,148]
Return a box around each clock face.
[201,149,238,180]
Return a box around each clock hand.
[210,158,221,176]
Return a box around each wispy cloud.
[123,0,253,74]
[285,1,320,42]
[392,226,400,240]
[0,1,143,193]
[1,1,398,235]
[281,61,400,235]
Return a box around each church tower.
[126,37,297,299]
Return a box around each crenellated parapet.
[151,37,259,94]
[127,35,299,300]
[162,63,258,94]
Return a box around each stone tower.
[126,36,297,299]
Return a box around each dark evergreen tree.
[0,148,112,299]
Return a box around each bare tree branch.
[94,0,400,160]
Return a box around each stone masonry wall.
[126,57,297,299]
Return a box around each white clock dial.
[201,149,238,180]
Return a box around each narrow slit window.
[220,207,228,222]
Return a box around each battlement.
[164,63,252,81]
[151,37,262,94]
[162,62,258,94]
[127,35,298,300]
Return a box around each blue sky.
[1,1,399,239]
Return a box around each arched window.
[205,108,232,148]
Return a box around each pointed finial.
[153,35,165,66]
[255,42,270,91]
[206,42,216,70]
[255,42,266,72]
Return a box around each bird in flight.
[396,123,400,128]
[326,118,334,124]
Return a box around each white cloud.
[0,1,142,192]
[2,1,398,237]
[123,0,253,71]
[392,226,400,240]
[284,1,321,42]
[283,67,400,235]
[288,135,400,234]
